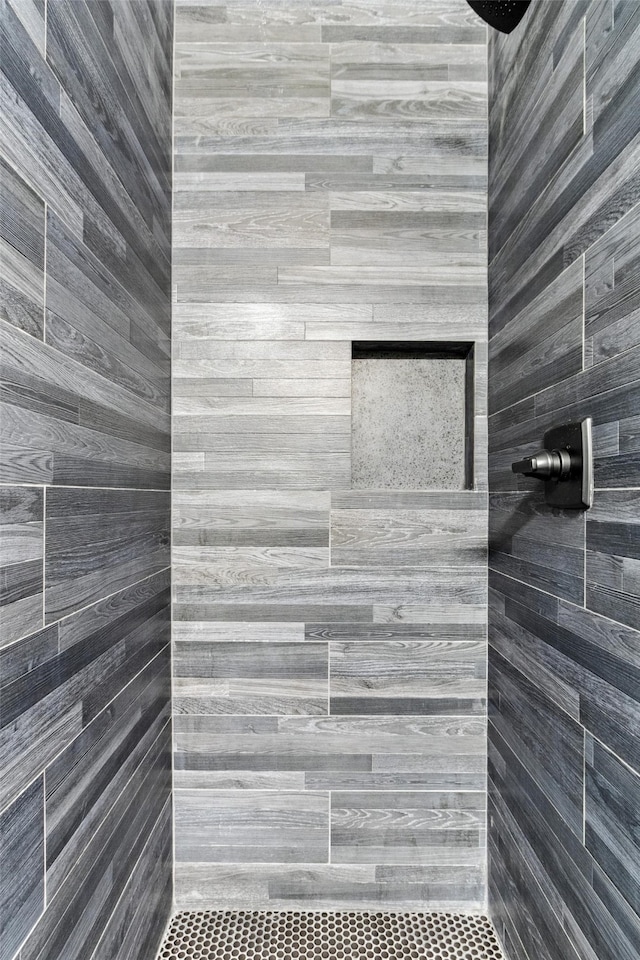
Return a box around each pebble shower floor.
[156,911,505,960]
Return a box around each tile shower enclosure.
[1,1,639,959]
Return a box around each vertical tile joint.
[582,729,587,846]
[42,202,48,343]
[582,14,587,137]
[581,253,586,372]
[42,484,47,628]
[43,769,48,908]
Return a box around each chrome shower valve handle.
[511,448,572,481]
[510,418,593,509]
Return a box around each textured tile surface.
[351,357,467,489]
[172,0,488,909]
[0,1,173,958]
[487,2,640,959]
[0,486,43,647]
[157,911,504,959]
[0,778,44,960]
[0,156,45,338]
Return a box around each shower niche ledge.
[351,340,475,490]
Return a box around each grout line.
[0,566,172,653]
[42,202,48,342]
[582,729,587,845]
[0,643,171,824]
[42,485,47,628]
[581,253,586,372]
[583,14,587,136]
[87,790,172,960]
[171,0,177,916]
[43,769,48,907]
[0,483,170,492]
[583,510,587,608]
[588,729,640,778]
[489,574,640,672]
[0,319,170,430]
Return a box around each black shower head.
[466,1,532,34]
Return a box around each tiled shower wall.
[0,2,172,959]
[172,0,489,910]
[487,2,640,959]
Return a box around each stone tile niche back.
[352,356,467,489]
[173,0,488,912]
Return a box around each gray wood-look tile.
[172,0,488,910]
[174,639,328,716]
[45,645,171,897]
[45,488,170,622]
[331,507,486,567]
[585,734,640,921]
[0,156,45,338]
[488,1,640,955]
[174,861,485,911]
[331,790,485,865]
[0,485,43,646]
[585,201,640,366]
[175,790,329,864]
[174,567,485,606]
[586,489,640,631]
[89,799,172,960]
[173,713,486,792]
[1,0,173,955]
[330,639,485,716]
[0,777,44,960]
[19,725,171,960]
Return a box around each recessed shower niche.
[351,341,475,490]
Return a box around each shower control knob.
[511,448,572,481]
[509,418,593,509]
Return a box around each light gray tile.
[174,790,329,863]
[172,0,488,910]
[331,507,486,566]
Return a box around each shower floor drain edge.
[157,910,505,960]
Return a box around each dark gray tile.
[0,777,44,960]
[45,646,171,896]
[489,491,585,603]
[488,0,640,953]
[0,486,43,646]
[586,490,640,630]
[19,724,171,960]
[586,736,640,916]
[44,488,170,622]
[489,647,584,838]
[0,156,45,338]
[1,0,173,955]
[86,800,172,960]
